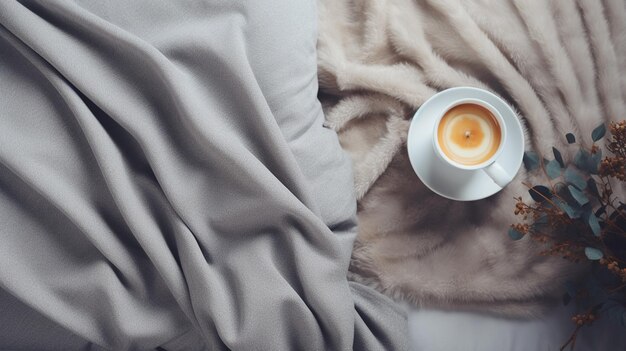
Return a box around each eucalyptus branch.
[512,122,626,351]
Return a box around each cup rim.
[433,98,507,170]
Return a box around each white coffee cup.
[432,98,513,188]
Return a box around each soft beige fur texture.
[318,0,626,316]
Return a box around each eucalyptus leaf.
[546,159,562,179]
[555,182,567,196]
[584,247,604,260]
[581,202,593,218]
[562,292,571,306]
[595,205,607,217]
[562,190,580,211]
[555,198,579,218]
[553,147,564,168]
[523,151,540,171]
[566,133,576,144]
[568,185,589,206]
[590,149,602,174]
[528,185,551,202]
[564,167,587,190]
[592,123,606,142]
[588,212,601,236]
[574,149,590,170]
[588,178,600,198]
[508,227,524,240]
[574,148,601,174]
[531,212,549,231]
[564,281,578,297]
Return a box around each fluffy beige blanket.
[318,0,626,316]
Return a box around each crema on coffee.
[436,103,501,166]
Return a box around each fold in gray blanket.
[0,1,407,350]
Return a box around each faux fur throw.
[317,0,626,316]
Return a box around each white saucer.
[407,87,524,201]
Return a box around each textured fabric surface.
[317,0,626,316]
[0,0,408,350]
[408,304,626,351]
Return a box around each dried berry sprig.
[560,311,598,351]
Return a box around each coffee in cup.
[436,103,502,166]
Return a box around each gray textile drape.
[0,0,408,350]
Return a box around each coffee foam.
[437,104,501,165]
